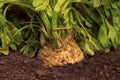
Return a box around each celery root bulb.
[38,39,84,67]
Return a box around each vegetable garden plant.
[0,0,120,67]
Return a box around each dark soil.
[0,47,120,80]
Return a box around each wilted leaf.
[84,39,94,56]
[0,47,9,55]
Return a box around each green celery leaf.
[54,0,67,12]
[98,23,110,48]
[0,14,6,26]
[92,0,101,8]
[33,0,49,11]
[105,19,119,49]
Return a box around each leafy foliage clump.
[0,0,120,57]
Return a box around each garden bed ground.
[0,46,120,80]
